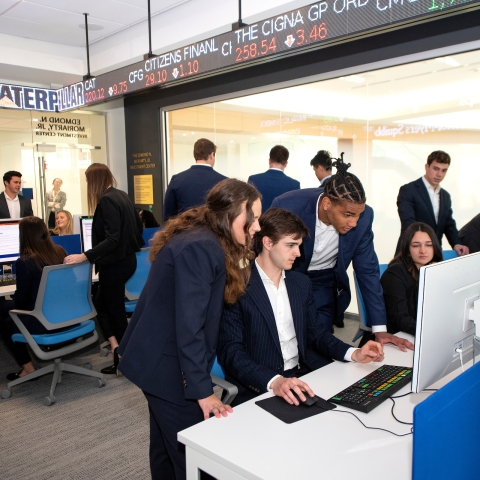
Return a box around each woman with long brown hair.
[118,178,262,480]
[381,221,443,336]
[65,163,143,375]
[0,216,66,380]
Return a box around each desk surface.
[178,334,451,480]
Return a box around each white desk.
[179,334,453,480]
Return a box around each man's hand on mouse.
[270,376,314,405]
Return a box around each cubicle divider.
[142,227,161,247]
[50,234,82,255]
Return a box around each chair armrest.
[210,373,238,405]
[9,309,33,316]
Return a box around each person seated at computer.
[139,209,159,228]
[217,208,384,406]
[0,216,66,380]
[381,222,442,336]
[49,210,73,236]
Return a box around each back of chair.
[442,250,458,260]
[35,262,96,329]
[125,249,151,300]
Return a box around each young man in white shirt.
[0,170,33,219]
[396,150,469,256]
[217,207,384,406]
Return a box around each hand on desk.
[198,394,233,420]
[352,340,384,363]
[64,254,87,265]
[271,376,314,406]
[374,332,414,352]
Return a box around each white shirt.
[308,196,339,271]
[255,260,357,390]
[422,176,440,223]
[320,175,332,186]
[4,191,20,219]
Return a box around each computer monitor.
[0,219,21,264]
[412,252,480,393]
[79,216,93,253]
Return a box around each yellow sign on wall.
[134,174,153,204]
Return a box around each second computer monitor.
[412,252,480,393]
[79,216,93,253]
[0,219,21,264]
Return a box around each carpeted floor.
[0,317,359,479]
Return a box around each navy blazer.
[118,227,226,406]
[163,165,227,221]
[271,188,386,328]
[0,192,33,218]
[248,169,300,213]
[218,264,350,405]
[397,177,459,249]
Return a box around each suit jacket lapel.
[416,178,436,224]
[302,194,319,266]
[438,189,448,226]
[0,193,9,218]
[247,265,282,356]
[284,272,305,357]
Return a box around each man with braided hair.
[271,154,413,351]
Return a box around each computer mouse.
[291,390,319,407]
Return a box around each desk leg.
[185,446,250,480]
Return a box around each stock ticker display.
[56,0,478,111]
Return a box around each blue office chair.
[442,250,458,260]
[352,264,388,343]
[99,248,152,357]
[210,357,238,405]
[125,248,152,313]
[142,227,161,247]
[1,262,105,406]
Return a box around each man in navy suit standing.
[0,171,33,219]
[218,208,384,406]
[271,155,413,350]
[310,149,333,187]
[396,150,469,256]
[248,145,300,213]
[163,138,227,221]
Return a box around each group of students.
[0,147,467,480]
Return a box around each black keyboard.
[328,365,413,413]
[0,277,16,286]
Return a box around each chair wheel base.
[96,377,106,387]
[1,389,11,399]
[44,395,56,406]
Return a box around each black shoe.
[101,347,120,375]
[6,370,39,381]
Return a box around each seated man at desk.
[217,208,384,406]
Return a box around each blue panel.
[41,263,92,324]
[51,234,82,255]
[21,188,33,199]
[12,320,95,345]
[125,250,151,299]
[210,357,225,379]
[125,300,137,313]
[413,361,480,479]
[442,250,459,260]
[142,227,161,246]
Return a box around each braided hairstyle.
[323,153,366,204]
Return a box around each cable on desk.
[330,409,413,437]
[390,392,413,425]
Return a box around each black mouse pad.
[255,395,337,424]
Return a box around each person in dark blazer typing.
[0,170,33,218]
[218,208,384,406]
[271,155,413,351]
[118,179,262,480]
[382,222,442,336]
[248,145,300,213]
[163,138,227,221]
[396,150,468,256]
[65,164,144,375]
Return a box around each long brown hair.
[20,216,66,270]
[390,222,443,282]
[50,210,73,235]
[85,163,117,215]
[151,178,261,304]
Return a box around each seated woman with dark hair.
[0,216,66,380]
[139,209,159,228]
[381,222,442,336]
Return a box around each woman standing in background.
[65,164,144,375]
[45,178,67,228]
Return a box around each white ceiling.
[0,0,188,46]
